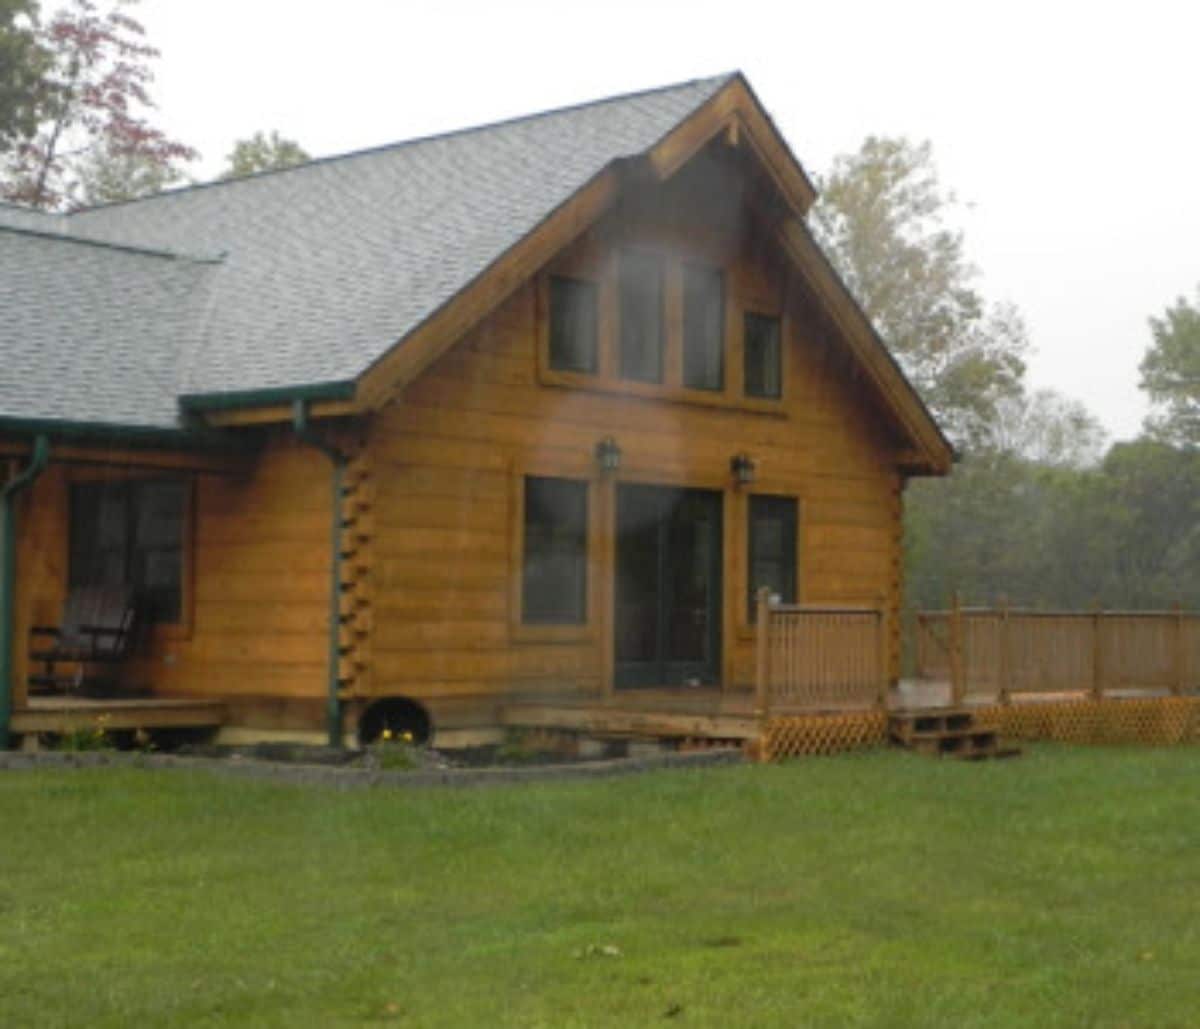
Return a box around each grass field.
[2,746,1198,1027]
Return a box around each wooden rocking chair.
[28,585,141,697]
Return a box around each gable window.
[69,479,187,624]
[548,275,598,374]
[744,312,782,399]
[748,495,797,620]
[618,251,664,383]
[682,264,725,391]
[522,476,588,625]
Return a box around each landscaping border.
[0,747,744,789]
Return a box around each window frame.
[66,471,195,638]
[617,248,666,385]
[547,273,600,375]
[743,310,784,401]
[681,262,725,392]
[509,465,599,644]
[739,491,800,634]
[537,248,788,414]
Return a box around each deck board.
[12,697,226,734]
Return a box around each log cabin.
[0,73,952,749]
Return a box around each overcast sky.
[130,0,1199,442]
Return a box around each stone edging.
[0,747,744,788]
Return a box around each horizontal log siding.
[367,197,904,716]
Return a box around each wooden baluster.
[1173,602,1185,696]
[950,592,965,705]
[1091,604,1104,700]
[876,595,889,710]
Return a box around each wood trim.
[777,217,953,474]
[645,77,817,215]
[203,400,361,427]
[0,440,242,475]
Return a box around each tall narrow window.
[522,476,588,625]
[619,251,664,383]
[683,264,724,391]
[748,495,797,620]
[548,275,598,374]
[69,479,187,623]
[744,312,782,399]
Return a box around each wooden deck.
[12,696,226,735]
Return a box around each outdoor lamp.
[595,437,622,473]
[731,452,756,486]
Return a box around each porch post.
[754,587,771,718]
[1,436,50,749]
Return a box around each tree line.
[814,139,1200,615]
[5,2,1197,615]
[0,0,307,209]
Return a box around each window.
[69,479,187,623]
[548,275,598,374]
[619,251,664,383]
[744,312,782,399]
[682,264,724,391]
[748,495,797,620]
[522,476,588,625]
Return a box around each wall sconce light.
[595,436,622,474]
[731,452,756,486]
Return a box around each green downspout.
[1,435,50,749]
[291,401,346,748]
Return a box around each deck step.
[888,707,1021,761]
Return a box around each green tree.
[74,138,185,205]
[812,136,1027,450]
[0,0,47,155]
[0,0,195,210]
[221,130,309,179]
[1140,287,1200,448]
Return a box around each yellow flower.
[401,731,414,744]
[381,728,393,742]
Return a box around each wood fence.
[754,590,888,714]
[916,601,1200,702]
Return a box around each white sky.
[130,0,1200,441]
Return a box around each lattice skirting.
[758,711,888,761]
[974,697,1200,746]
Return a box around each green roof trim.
[0,415,227,451]
[178,380,358,413]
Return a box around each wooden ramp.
[12,696,226,736]
[889,708,1020,761]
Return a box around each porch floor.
[12,696,226,736]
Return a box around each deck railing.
[755,590,888,714]
[916,600,1200,702]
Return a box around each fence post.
[1173,602,1185,696]
[998,595,1011,705]
[876,593,889,710]
[1091,604,1104,699]
[950,592,965,705]
[755,587,772,719]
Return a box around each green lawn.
[2,748,1198,1027]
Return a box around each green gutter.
[1,435,50,749]
[291,400,346,748]
[0,415,226,451]
[182,380,356,414]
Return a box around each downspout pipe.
[291,400,346,748]
[1,435,50,749]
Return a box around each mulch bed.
[0,745,743,789]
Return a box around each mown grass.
[1,746,1198,1027]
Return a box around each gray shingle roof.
[0,226,216,431]
[0,74,733,431]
